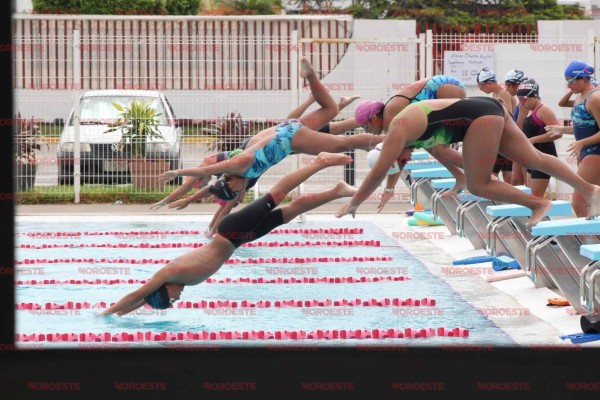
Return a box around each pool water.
[15,217,516,348]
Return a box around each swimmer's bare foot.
[315,152,353,167]
[585,185,600,220]
[527,199,553,230]
[442,179,466,200]
[334,181,358,197]
[338,95,361,110]
[300,57,315,79]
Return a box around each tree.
[343,0,588,27]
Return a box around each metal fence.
[11,15,599,204]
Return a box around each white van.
[57,90,182,185]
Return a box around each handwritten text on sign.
[443,51,494,85]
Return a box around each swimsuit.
[387,75,465,105]
[217,194,284,248]
[400,97,505,149]
[572,89,600,161]
[522,104,557,179]
[241,119,303,179]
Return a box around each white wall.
[13,0,32,13]
[14,19,416,121]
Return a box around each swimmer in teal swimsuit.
[158,57,384,196]
[337,96,600,229]
[545,60,600,218]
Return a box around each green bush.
[32,0,81,14]
[165,0,201,15]
[79,0,166,15]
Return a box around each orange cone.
[414,202,424,211]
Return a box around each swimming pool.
[15,215,516,348]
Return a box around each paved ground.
[16,199,413,215]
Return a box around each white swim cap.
[477,67,496,83]
[366,143,401,175]
[504,69,528,84]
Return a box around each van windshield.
[70,96,168,126]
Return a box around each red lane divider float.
[17,297,435,310]
[16,256,393,265]
[16,327,468,342]
[17,228,364,238]
[16,276,410,285]
[17,240,380,250]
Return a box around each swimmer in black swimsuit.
[336,96,600,229]
[101,152,357,316]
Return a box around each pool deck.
[16,200,594,347]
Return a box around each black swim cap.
[209,178,239,201]
[144,284,174,309]
[517,79,539,98]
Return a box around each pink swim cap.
[354,100,385,125]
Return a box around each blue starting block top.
[531,217,600,236]
[580,244,600,261]
[458,192,486,202]
[486,200,573,217]
[456,186,532,202]
[514,185,532,194]
[431,178,456,190]
[404,160,442,170]
[410,151,431,161]
[411,168,453,178]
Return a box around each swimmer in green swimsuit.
[337,97,600,229]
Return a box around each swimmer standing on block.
[100,152,357,315]
[336,97,600,229]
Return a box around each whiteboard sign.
[444,52,494,85]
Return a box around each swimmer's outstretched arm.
[327,118,360,135]
[337,133,408,218]
[158,152,253,182]
[100,269,169,317]
[168,185,213,210]
[151,176,202,210]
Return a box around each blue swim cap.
[565,60,594,78]
[144,284,174,309]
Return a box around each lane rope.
[16,256,393,265]
[16,327,469,342]
[16,276,410,285]
[17,297,436,310]
[17,240,380,249]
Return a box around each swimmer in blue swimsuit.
[101,152,357,315]
[157,57,383,198]
[337,96,600,229]
[545,60,600,217]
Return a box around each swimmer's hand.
[168,198,190,210]
[204,228,214,239]
[336,203,357,219]
[158,170,178,183]
[97,310,113,318]
[376,191,393,213]
[545,125,565,139]
[150,199,168,211]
